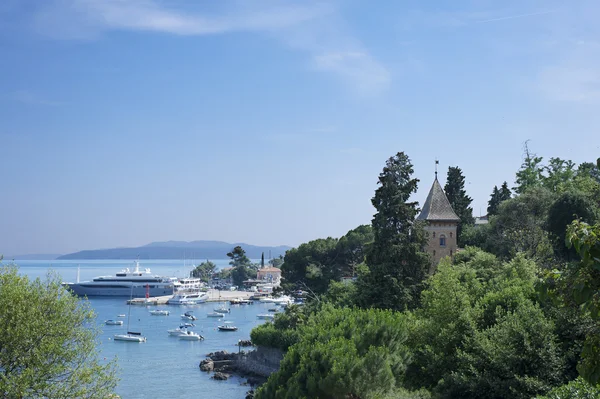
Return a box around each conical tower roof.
[417,177,460,222]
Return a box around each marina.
[13,259,278,399]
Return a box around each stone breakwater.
[200,347,284,384]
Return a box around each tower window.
[433,232,436,238]
[450,232,453,238]
[440,234,446,247]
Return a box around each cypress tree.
[356,152,429,311]
[444,166,474,245]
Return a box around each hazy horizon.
[2,0,599,255]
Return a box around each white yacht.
[114,332,147,342]
[178,331,204,341]
[64,261,174,297]
[167,292,209,305]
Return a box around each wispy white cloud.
[27,0,390,94]
[476,9,559,24]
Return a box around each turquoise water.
[7,260,271,399]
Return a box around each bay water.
[5,259,272,399]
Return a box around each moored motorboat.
[117,314,126,318]
[178,330,204,341]
[257,314,275,320]
[207,312,223,318]
[105,319,123,325]
[167,325,189,336]
[218,321,238,331]
[149,309,170,316]
[214,306,230,314]
[181,311,198,321]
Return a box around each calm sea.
[5,259,271,399]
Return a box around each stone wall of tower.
[424,221,458,273]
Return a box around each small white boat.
[218,321,238,331]
[181,322,195,328]
[181,311,198,321]
[257,314,275,320]
[114,332,147,342]
[105,319,123,325]
[149,309,170,316]
[207,312,224,318]
[214,306,230,314]
[258,296,276,303]
[117,314,126,318]
[167,326,189,336]
[268,307,279,312]
[178,330,204,341]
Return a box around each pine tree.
[499,181,512,201]
[356,152,429,311]
[487,186,500,215]
[261,252,265,268]
[444,166,474,245]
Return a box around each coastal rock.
[208,351,237,361]
[199,359,214,372]
[212,372,230,381]
[238,340,253,347]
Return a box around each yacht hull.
[66,283,173,297]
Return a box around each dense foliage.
[255,306,416,399]
[252,147,600,399]
[190,260,216,281]
[0,265,118,398]
[281,225,373,295]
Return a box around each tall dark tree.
[226,246,250,267]
[261,252,265,268]
[487,185,501,215]
[444,166,474,245]
[356,152,429,311]
[499,181,512,201]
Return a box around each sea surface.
[5,259,271,399]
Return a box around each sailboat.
[114,285,147,343]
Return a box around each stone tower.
[417,175,460,271]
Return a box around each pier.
[127,289,254,305]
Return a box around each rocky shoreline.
[200,346,284,398]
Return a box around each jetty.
[127,289,254,305]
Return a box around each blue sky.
[1,0,599,256]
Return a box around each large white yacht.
[65,261,175,297]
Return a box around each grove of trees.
[250,147,600,399]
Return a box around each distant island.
[56,240,291,260]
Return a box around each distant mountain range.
[4,254,62,260]
[56,240,292,260]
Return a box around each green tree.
[280,237,339,294]
[356,152,429,311]
[543,157,576,193]
[269,255,284,268]
[444,166,474,245]
[514,141,544,194]
[334,224,373,277]
[547,191,597,259]
[499,181,512,201]
[487,185,501,215]
[406,251,565,398]
[231,265,256,288]
[0,265,118,398]
[536,377,600,399]
[261,252,265,268]
[227,245,251,267]
[486,187,555,263]
[190,260,216,282]
[557,220,600,385]
[255,306,415,399]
